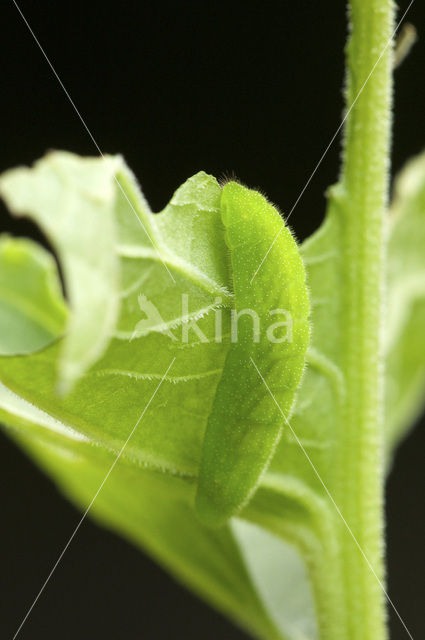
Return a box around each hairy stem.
[335,0,394,638]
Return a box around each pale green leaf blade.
[155,171,231,289]
[0,152,122,391]
[1,396,281,640]
[385,151,425,455]
[0,235,67,354]
[232,518,318,640]
[0,157,314,639]
[0,169,232,477]
[0,164,274,635]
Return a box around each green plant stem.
[335,1,394,638]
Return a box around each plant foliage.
[1,2,424,639]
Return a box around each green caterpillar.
[195,181,310,527]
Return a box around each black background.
[0,1,424,639]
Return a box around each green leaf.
[0,236,67,354]
[0,153,316,639]
[0,154,278,637]
[196,182,309,527]
[385,150,425,456]
[0,159,231,480]
[0,152,122,392]
[3,418,281,640]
